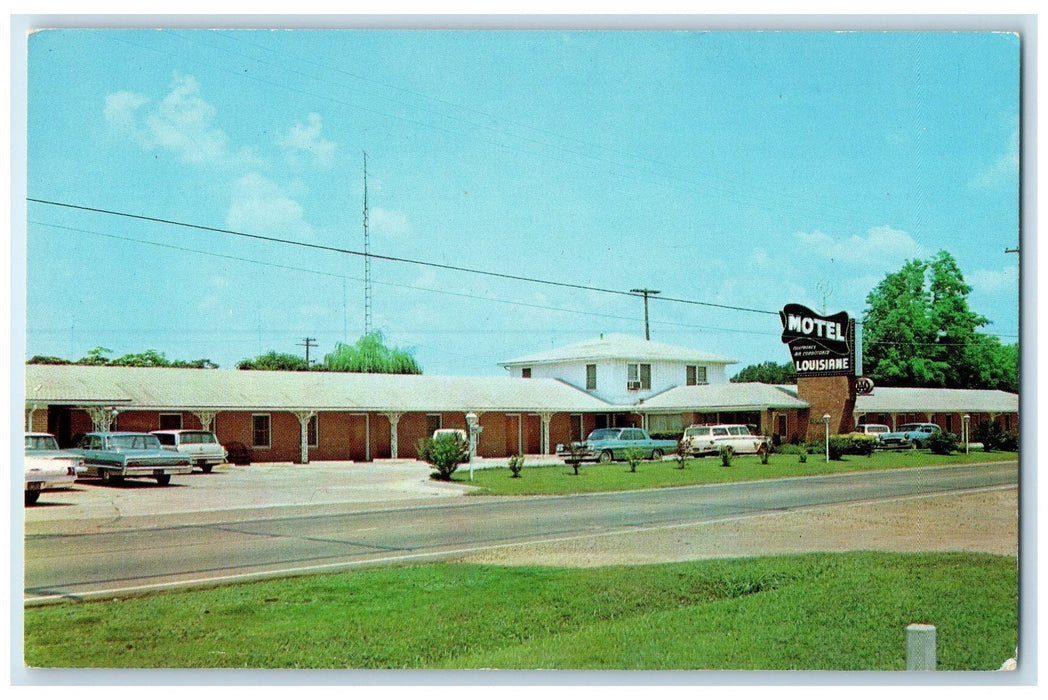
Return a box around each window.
[308,415,319,447]
[159,413,183,430]
[155,433,176,446]
[586,364,597,391]
[627,363,652,390]
[252,414,271,449]
[521,367,531,378]
[686,365,707,385]
[649,414,684,435]
[570,414,584,442]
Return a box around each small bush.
[719,444,734,467]
[507,453,524,478]
[759,447,769,465]
[798,452,807,464]
[999,431,1019,451]
[974,420,1005,452]
[674,437,689,469]
[624,446,645,473]
[564,441,587,475]
[418,433,468,481]
[927,431,958,455]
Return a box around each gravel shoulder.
[455,486,1019,567]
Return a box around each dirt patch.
[456,486,1019,567]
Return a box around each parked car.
[879,423,943,449]
[73,432,192,485]
[24,432,80,505]
[556,428,677,464]
[850,424,890,442]
[682,424,770,457]
[151,429,228,473]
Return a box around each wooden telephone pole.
[630,288,661,340]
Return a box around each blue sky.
[22,28,1021,376]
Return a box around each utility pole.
[630,288,661,340]
[298,337,317,365]
[362,152,373,336]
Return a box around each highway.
[24,462,1018,603]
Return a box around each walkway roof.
[634,382,810,413]
[854,386,1019,415]
[24,365,614,413]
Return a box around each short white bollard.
[906,623,937,671]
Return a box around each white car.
[24,433,80,505]
[151,430,228,473]
[682,424,770,457]
[852,424,890,441]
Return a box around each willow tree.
[323,332,422,374]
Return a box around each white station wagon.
[152,430,228,473]
[682,424,770,457]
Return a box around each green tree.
[323,332,422,374]
[731,361,796,384]
[26,355,72,365]
[236,351,310,371]
[78,346,113,365]
[862,251,1011,390]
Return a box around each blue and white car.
[74,432,192,486]
[879,423,942,449]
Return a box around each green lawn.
[23,552,1017,670]
[451,450,1018,496]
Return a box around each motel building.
[25,332,1018,463]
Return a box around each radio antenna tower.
[362,152,373,336]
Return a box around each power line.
[27,198,780,316]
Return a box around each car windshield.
[899,424,922,431]
[865,425,888,434]
[685,427,710,436]
[25,435,59,450]
[107,434,162,450]
[588,429,621,440]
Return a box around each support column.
[84,406,119,432]
[383,412,403,459]
[193,410,218,433]
[294,411,316,464]
[25,404,38,432]
[538,412,554,454]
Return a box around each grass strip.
[451,451,1018,495]
[24,552,1017,670]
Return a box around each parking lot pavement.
[22,460,478,527]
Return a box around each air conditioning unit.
[627,381,641,391]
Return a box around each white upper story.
[500,333,737,406]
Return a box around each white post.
[538,412,553,455]
[465,412,481,482]
[963,414,970,455]
[194,411,217,433]
[823,413,831,462]
[384,412,403,460]
[906,624,937,671]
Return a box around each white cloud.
[970,128,1019,189]
[279,113,337,168]
[967,266,1019,294]
[794,225,923,265]
[370,208,412,238]
[226,173,313,239]
[104,73,261,169]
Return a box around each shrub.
[973,420,1005,452]
[507,453,524,478]
[624,446,646,473]
[674,437,689,470]
[759,447,770,465]
[798,452,807,464]
[564,441,587,475]
[719,444,734,467]
[927,431,958,455]
[418,433,468,481]
[999,431,1019,452]
[225,441,252,466]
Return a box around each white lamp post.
[823,413,831,463]
[963,414,970,455]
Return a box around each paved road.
[23,462,1017,603]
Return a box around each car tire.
[598,450,613,464]
[25,490,40,506]
[201,464,213,474]
[650,449,664,460]
[155,474,172,486]
[100,471,124,485]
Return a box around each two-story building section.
[499,333,737,406]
